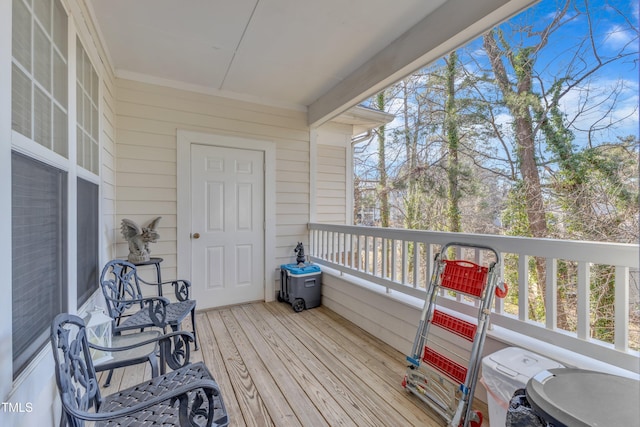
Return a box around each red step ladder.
[403,243,507,427]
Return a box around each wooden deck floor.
[99,302,489,426]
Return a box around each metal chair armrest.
[138,277,192,301]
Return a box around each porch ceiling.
[88,0,537,125]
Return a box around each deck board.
[99,302,489,426]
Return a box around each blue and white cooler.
[279,264,322,312]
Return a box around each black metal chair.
[100,259,198,350]
[51,313,228,427]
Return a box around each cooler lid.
[281,263,321,275]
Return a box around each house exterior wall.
[314,122,352,225]
[1,0,117,425]
[113,79,314,282]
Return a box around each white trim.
[67,17,78,311]
[0,0,13,402]
[309,128,318,223]
[11,131,70,171]
[346,140,354,225]
[118,69,307,113]
[177,129,277,302]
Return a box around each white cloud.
[603,24,636,49]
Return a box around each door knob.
[192,233,200,239]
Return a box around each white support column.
[309,128,318,224]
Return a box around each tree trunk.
[376,91,390,228]
[445,52,461,233]
[483,31,548,320]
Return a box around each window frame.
[10,0,103,381]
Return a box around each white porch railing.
[308,223,640,374]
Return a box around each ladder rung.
[440,260,488,297]
[423,346,468,384]
[432,310,477,341]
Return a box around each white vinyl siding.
[316,144,347,224]
[114,79,311,278]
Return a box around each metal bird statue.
[120,216,162,263]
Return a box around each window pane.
[53,50,66,105]
[77,178,99,306]
[76,127,83,168]
[34,86,51,148]
[34,23,51,92]
[91,67,99,103]
[34,0,51,34]
[76,38,83,87]
[84,132,91,168]
[76,38,99,174]
[11,64,32,137]
[91,100,99,141]
[91,138,99,173]
[12,0,31,72]
[12,151,67,377]
[52,0,67,57]
[76,81,82,123]
[53,104,67,157]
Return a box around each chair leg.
[149,352,160,376]
[191,307,199,350]
[103,369,114,387]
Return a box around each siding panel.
[115,79,311,273]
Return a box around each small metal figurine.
[121,216,162,263]
[294,242,306,267]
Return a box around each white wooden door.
[191,144,264,308]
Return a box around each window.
[12,0,68,156]
[11,152,68,377]
[77,178,99,306]
[11,0,77,378]
[76,37,99,173]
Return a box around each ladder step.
[432,310,477,341]
[423,346,468,384]
[441,260,488,297]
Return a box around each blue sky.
[356,0,638,180]
[377,0,638,145]
[464,0,638,144]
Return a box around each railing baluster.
[577,261,590,340]
[519,254,529,321]
[614,266,630,351]
[373,236,377,276]
[546,258,558,330]
[494,253,505,314]
[402,240,408,285]
[382,239,387,279]
[365,236,371,274]
[357,234,362,271]
[413,241,420,288]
